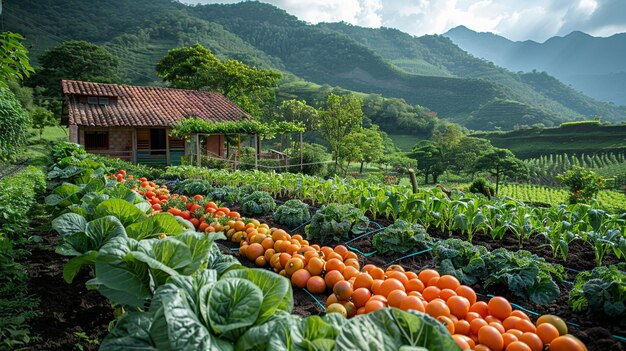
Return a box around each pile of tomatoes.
[111,170,587,351]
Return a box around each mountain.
[4,0,625,132]
[445,25,626,105]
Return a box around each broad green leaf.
[94,237,151,308]
[63,250,97,283]
[126,213,184,240]
[335,309,462,351]
[222,268,293,323]
[206,244,241,276]
[135,201,153,214]
[133,237,193,285]
[84,215,127,249]
[100,312,156,350]
[175,231,214,274]
[52,213,87,236]
[95,198,147,227]
[208,277,263,340]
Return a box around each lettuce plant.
[305,203,369,243]
[240,191,276,216]
[372,220,431,255]
[274,199,311,228]
[569,264,626,318]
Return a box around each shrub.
[557,166,604,204]
[469,177,494,198]
[305,203,369,243]
[274,199,311,228]
[240,191,276,216]
[372,220,431,255]
[0,87,31,162]
[288,142,331,177]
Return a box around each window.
[84,131,109,150]
[87,96,98,105]
[98,97,109,105]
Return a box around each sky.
[179,0,626,42]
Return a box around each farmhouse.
[61,80,250,166]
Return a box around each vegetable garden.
[9,143,626,350]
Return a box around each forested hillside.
[4,0,624,130]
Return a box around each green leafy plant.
[372,220,431,255]
[173,179,213,196]
[557,166,604,204]
[569,264,626,318]
[305,203,369,243]
[468,177,494,198]
[274,199,311,228]
[240,191,276,216]
[434,239,489,286]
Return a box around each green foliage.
[557,166,604,204]
[305,203,369,243]
[240,191,276,216]
[34,40,121,96]
[559,120,601,128]
[274,199,311,228]
[467,98,562,130]
[156,44,282,117]
[0,87,31,162]
[30,106,57,138]
[170,119,304,139]
[468,177,494,198]
[0,32,34,86]
[0,166,46,239]
[472,147,527,194]
[317,93,363,171]
[287,142,331,177]
[409,140,444,184]
[434,239,563,305]
[569,264,626,318]
[173,179,213,196]
[338,125,385,174]
[372,220,431,255]
[273,98,318,132]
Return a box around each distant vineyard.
[499,184,626,213]
[524,152,626,188]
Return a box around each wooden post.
[237,134,241,161]
[196,134,201,167]
[300,132,304,172]
[255,133,259,170]
[132,127,138,165]
[165,128,171,166]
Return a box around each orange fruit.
[399,295,425,312]
[306,276,326,294]
[506,341,532,351]
[255,256,267,267]
[325,293,339,307]
[285,257,305,277]
[474,344,492,351]
[519,332,543,351]
[503,316,522,331]
[324,270,344,290]
[343,258,360,270]
[369,267,385,280]
[455,285,477,305]
[489,322,506,334]
[290,269,311,289]
[447,295,470,318]
[343,266,360,280]
[364,299,386,313]
[514,319,537,334]
[488,297,512,320]
[305,257,325,276]
[422,286,441,302]
[387,289,408,308]
[362,264,376,273]
[380,278,406,297]
[510,310,530,321]
[485,315,502,324]
[325,258,345,273]
[470,301,489,318]
[427,276,440,287]
[405,271,418,280]
[453,335,471,349]
[353,272,374,290]
[536,315,568,336]
[437,275,461,290]
[404,278,425,293]
[470,318,488,335]
[245,243,264,261]
[333,280,353,300]
[478,325,504,351]
[502,332,518,348]
[351,287,371,308]
[437,316,455,334]
[455,320,471,336]
[386,271,409,285]
[549,335,587,351]
[342,301,357,318]
[278,252,292,268]
[418,269,440,286]
[326,303,347,317]
[536,323,559,345]
[465,311,481,322]
[334,244,349,257]
[506,329,523,338]
[425,299,450,318]
[371,279,384,295]
[439,288,457,301]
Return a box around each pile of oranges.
[112,171,587,351]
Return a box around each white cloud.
[180,0,626,41]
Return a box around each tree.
[156,44,281,117]
[275,99,318,131]
[31,106,57,138]
[472,148,526,194]
[316,93,363,173]
[450,136,494,175]
[410,140,445,184]
[431,121,464,167]
[33,41,121,96]
[557,166,604,204]
[0,32,34,86]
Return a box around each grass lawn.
[23,126,69,167]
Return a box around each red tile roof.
[62,80,250,127]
